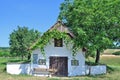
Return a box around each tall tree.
[9,26,41,60]
[59,0,120,63]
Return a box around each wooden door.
[49,57,68,76]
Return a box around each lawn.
[100,55,120,66]
[0,56,120,80]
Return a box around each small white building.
[31,21,86,77]
[7,21,106,77]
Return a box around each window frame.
[38,59,46,65]
[54,38,63,47]
[33,54,38,64]
[71,60,79,66]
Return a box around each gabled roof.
[48,21,74,38]
[29,21,74,50]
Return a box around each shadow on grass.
[3,67,6,72]
[107,65,115,73]
[1,62,6,65]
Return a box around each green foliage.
[112,51,120,55]
[9,26,41,60]
[31,29,72,56]
[0,47,10,57]
[86,50,96,58]
[0,51,10,57]
[59,0,120,63]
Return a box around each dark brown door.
[49,56,68,76]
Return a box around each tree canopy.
[59,0,120,63]
[9,26,41,60]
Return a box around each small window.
[54,38,63,47]
[71,60,79,66]
[38,59,46,65]
[33,54,38,64]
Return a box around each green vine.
[31,29,73,56]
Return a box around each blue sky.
[0,0,64,47]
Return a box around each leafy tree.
[59,0,120,63]
[9,26,41,60]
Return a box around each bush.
[0,51,11,57]
[112,51,120,55]
[0,50,11,57]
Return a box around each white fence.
[85,65,106,75]
[7,63,106,76]
[7,63,31,75]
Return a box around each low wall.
[7,63,31,75]
[85,65,106,75]
[7,63,106,76]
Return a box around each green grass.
[0,56,120,80]
[100,56,120,66]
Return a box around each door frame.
[49,56,68,76]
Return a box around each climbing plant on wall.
[31,29,73,56]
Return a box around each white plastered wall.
[31,39,86,76]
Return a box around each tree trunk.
[21,55,24,61]
[95,49,100,64]
[27,53,31,60]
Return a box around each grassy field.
[100,55,120,66]
[0,56,120,80]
